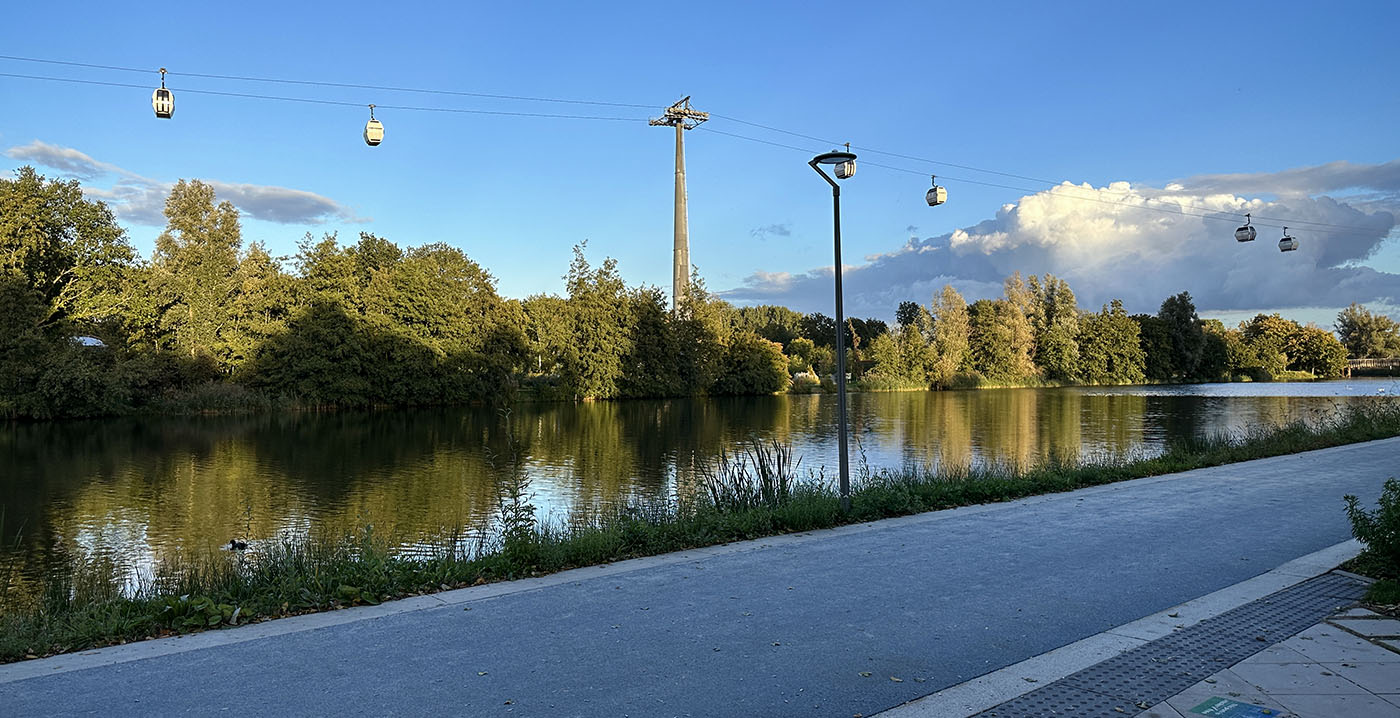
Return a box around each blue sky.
[3,1,1398,325]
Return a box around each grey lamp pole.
[809,149,857,513]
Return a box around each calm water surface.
[3,379,1398,590]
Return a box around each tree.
[1078,301,1145,384]
[1029,274,1080,382]
[711,333,789,395]
[730,304,803,346]
[967,299,1034,382]
[522,294,572,375]
[1197,319,1230,381]
[801,312,836,349]
[619,287,685,398]
[150,179,244,367]
[1158,291,1205,379]
[930,285,969,385]
[1133,314,1175,381]
[1289,325,1348,378]
[1239,313,1295,378]
[1336,303,1400,359]
[673,271,727,391]
[0,167,134,326]
[561,243,632,399]
[896,300,928,330]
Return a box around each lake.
[3,379,1398,592]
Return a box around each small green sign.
[1190,696,1284,717]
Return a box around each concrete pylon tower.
[650,97,708,312]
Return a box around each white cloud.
[5,140,365,227]
[721,161,1400,319]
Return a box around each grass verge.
[4,401,1400,663]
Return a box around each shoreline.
[4,401,1399,663]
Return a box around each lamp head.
[812,151,857,166]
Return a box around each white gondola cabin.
[926,176,947,206]
[1278,227,1298,252]
[152,68,173,119]
[364,104,384,146]
[1235,213,1256,242]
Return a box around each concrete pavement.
[3,437,1398,717]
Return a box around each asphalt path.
[4,438,1398,717]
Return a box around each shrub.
[1345,478,1400,580]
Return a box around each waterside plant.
[4,400,1400,663]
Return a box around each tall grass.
[4,400,1400,663]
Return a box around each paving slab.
[1228,661,1368,694]
[1163,668,1278,714]
[1280,624,1400,663]
[1273,692,1400,717]
[1321,660,1400,694]
[1331,617,1400,637]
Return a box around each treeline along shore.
[4,168,1399,420]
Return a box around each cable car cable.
[0,72,648,122]
[0,54,657,109]
[0,58,1388,237]
[696,126,1384,239]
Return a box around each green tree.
[1289,325,1348,378]
[801,312,836,348]
[1239,313,1295,378]
[730,304,803,346]
[0,167,134,326]
[1158,291,1205,379]
[1028,274,1080,382]
[786,336,816,374]
[930,285,970,385]
[1078,300,1146,384]
[711,333,790,395]
[562,243,632,399]
[1197,319,1230,380]
[968,299,1035,382]
[1336,303,1400,359]
[619,287,682,397]
[150,179,244,367]
[1134,314,1175,381]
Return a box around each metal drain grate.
[970,572,1367,717]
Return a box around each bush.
[943,370,986,390]
[711,333,790,395]
[1345,478,1400,581]
[788,372,822,394]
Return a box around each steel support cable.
[0,54,656,109]
[0,72,648,121]
[707,112,1382,233]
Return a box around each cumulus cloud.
[750,223,792,240]
[4,140,364,227]
[722,161,1400,318]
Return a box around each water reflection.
[2,379,1397,589]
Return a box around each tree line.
[3,168,1395,419]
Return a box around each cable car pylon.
[650,96,708,312]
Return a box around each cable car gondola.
[1278,227,1298,252]
[364,104,384,146]
[151,68,173,119]
[926,175,947,206]
[1234,213,1256,242]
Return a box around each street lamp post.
[809,149,857,513]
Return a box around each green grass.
[4,401,1400,663]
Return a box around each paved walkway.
[3,438,1398,717]
[1142,605,1400,718]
